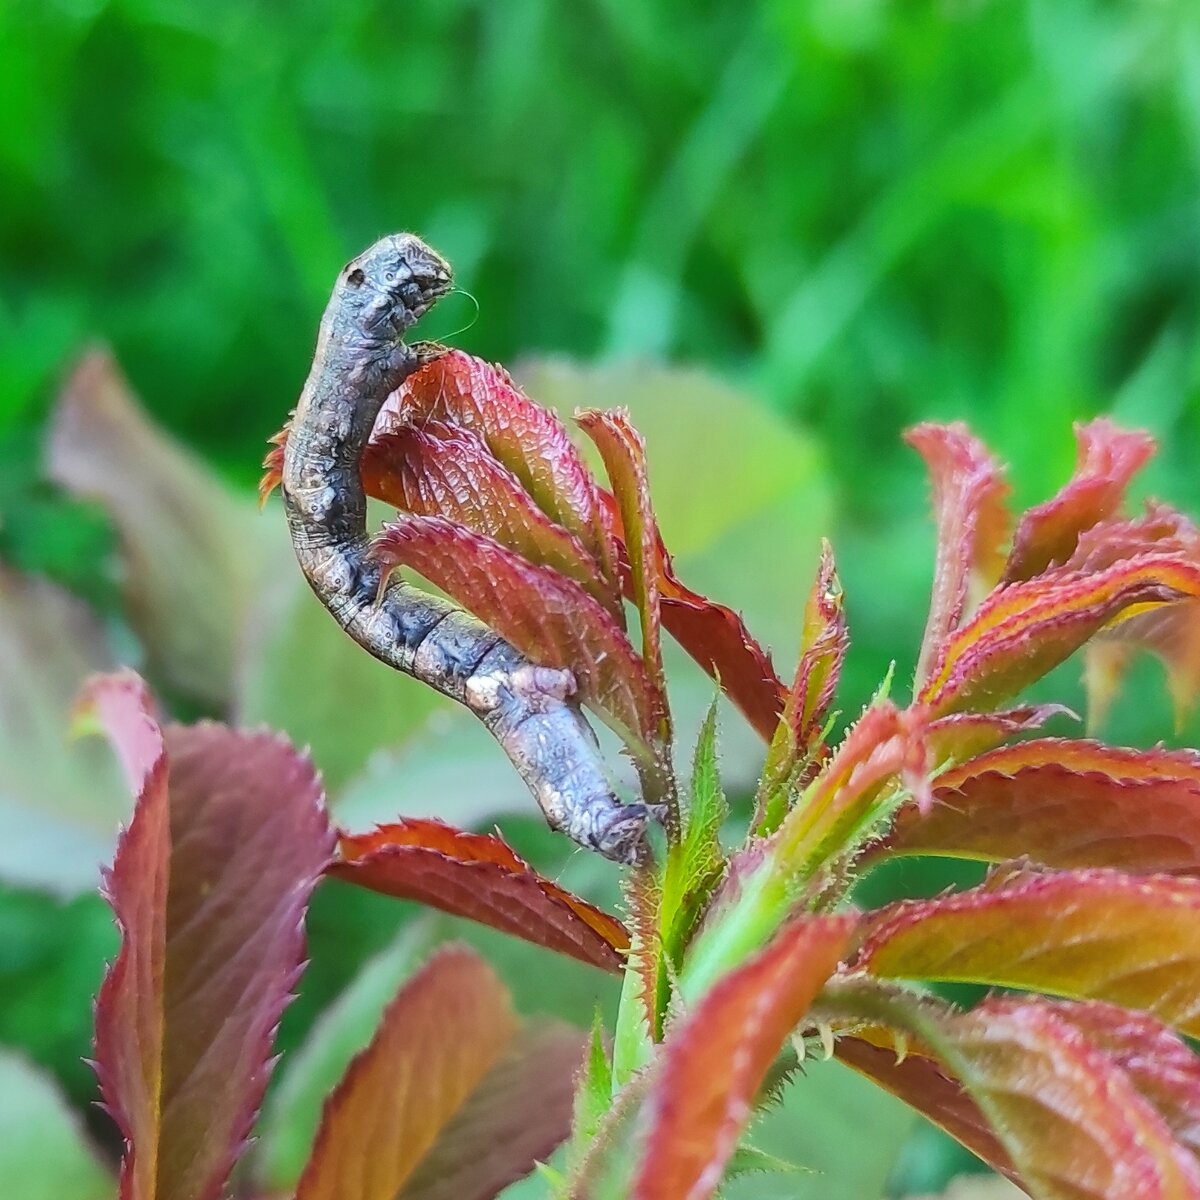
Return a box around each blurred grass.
[5,0,1200,713]
[4,0,1200,1194]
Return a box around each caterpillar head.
[342,232,453,337]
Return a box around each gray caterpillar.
[280,233,652,863]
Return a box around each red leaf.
[295,946,516,1200]
[577,409,669,724]
[364,421,620,617]
[884,739,1200,875]
[330,820,628,973]
[592,488,785,743]
[656,565,784,744]
[918,555,1200,715]
[395,1024,586,1200]
[631,915,855,1200]
[379,351,619,585]
[1004,419,1157,583]
[905,424,1010,688]
[834,1031,1014,1180]
[370,514,659,750]
[859,868,1200,1036]
[88,672,333,1200]
[930,999,1200,1198]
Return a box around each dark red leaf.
[370,514,660,750]
[884,739,1200,875]
[330,819,628,973]
[631,915,855,1200]
[593,489,785,743]
[87,672,333,1200]
[1004,419,1157,583]
[905,423,1010,688]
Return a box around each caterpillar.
[280,233,652,863]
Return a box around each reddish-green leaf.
[1068,503,1200,724]
[0,566,131,895]
[49,347,266,706]
[329,819,629,973]
[295,946,515,1200]
[755,542,847,831]
[923,704,1075,766]
[1004,419,1157,583]
[370,514,659,749]
[578,409,669,727]
[395,1024,585,1200]
[630,915,855,1200]
[88,672,333,1200]
[773,702,929,877]
[378,351,618,583]
[918,556,1200,715]
[926,999,1200,1199]
[859,868,1200,1035]
[364,421,620,617]
[884,739,1200,875]
[905,423,1010,688]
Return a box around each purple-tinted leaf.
[87,672,333,1200]
[0,566,129,895]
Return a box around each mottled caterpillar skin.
[281,233,652,862]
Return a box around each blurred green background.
[3,0,1200,1196]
